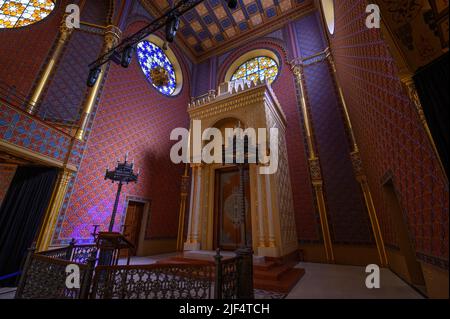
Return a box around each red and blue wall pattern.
[331,0,448,268]
[52,20,191,245]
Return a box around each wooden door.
[122,201,145,256]
[384,181,425,286]
[214,166,252,250]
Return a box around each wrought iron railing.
[91,262,214,299]
[0,80,81,126]
[38,242,98,264]
[215,255,239,299]
[71,245,98,264]
[15,253,95,299]
[16,245,241,299]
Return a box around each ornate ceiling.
[140,0,314,61]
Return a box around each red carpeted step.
[254,268,305,293]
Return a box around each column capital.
[308,157,323,182]
[350,151,365,179]
[290,61,303,77]
[104,25,122,50]
[59,15,75,42]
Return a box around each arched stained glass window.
[231,56,279,84]
[136,41,177,96]
[0,0,55,29]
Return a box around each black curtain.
[413,53,449,178]
[0,166,58,287]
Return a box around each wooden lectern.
[96,232,134,266]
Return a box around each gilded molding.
[402,76,446,180]
[27,15,75,114]
[326,50,388,266]
[291,60,334,262]
[76,25,122,141]
[36,169,73,251]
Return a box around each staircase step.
[254,264,292,281]
[254,268,305,293]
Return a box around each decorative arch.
[224,49,280,84]
[217,38,290,87]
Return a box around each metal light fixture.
[121,45,135,68]
[87,1,212,87]
[165,12,180,43]
[87,67,101,87]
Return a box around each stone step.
[254,268,305,293]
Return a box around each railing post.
[79,255,96,299]
[214,248,223,299]
[67,238,76,261]
[235,247,254,299]
[15,243,37,298]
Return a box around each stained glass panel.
[136,41,177,96]
[0,0,55,29]
[231,56,279,84]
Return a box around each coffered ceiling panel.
[140,0,314,61]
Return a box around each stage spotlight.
[166,13,180,43]
[87,67,101,87]
[226,0,238,9]
[121,45,135,68]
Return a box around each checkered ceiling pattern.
[143,0,310,56]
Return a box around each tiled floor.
[0,288,16,299]
[286,262,423,299]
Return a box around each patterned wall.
[81,0,111,25]
[0,103,73,163]
[294,12,373,245]
[0,0,70,97]
[192,59,213,96]
[0,164,17,207]
[52,20,191,245]
[38,30,104,124]
[331,0,448,268]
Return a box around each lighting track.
[87,1,239,87]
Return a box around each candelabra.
[105,153,139,232]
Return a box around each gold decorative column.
[27,16,74,114]
[75,25,121,141]
[292,63,335,263]
[184,163,202,250]
[176,165,190,251]
[36,169,73,251]
[327,52,388,266]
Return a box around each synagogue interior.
[0,0,448,300]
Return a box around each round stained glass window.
[231,56,279,84]
[0,0,55,29]
[136,41,177,96]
